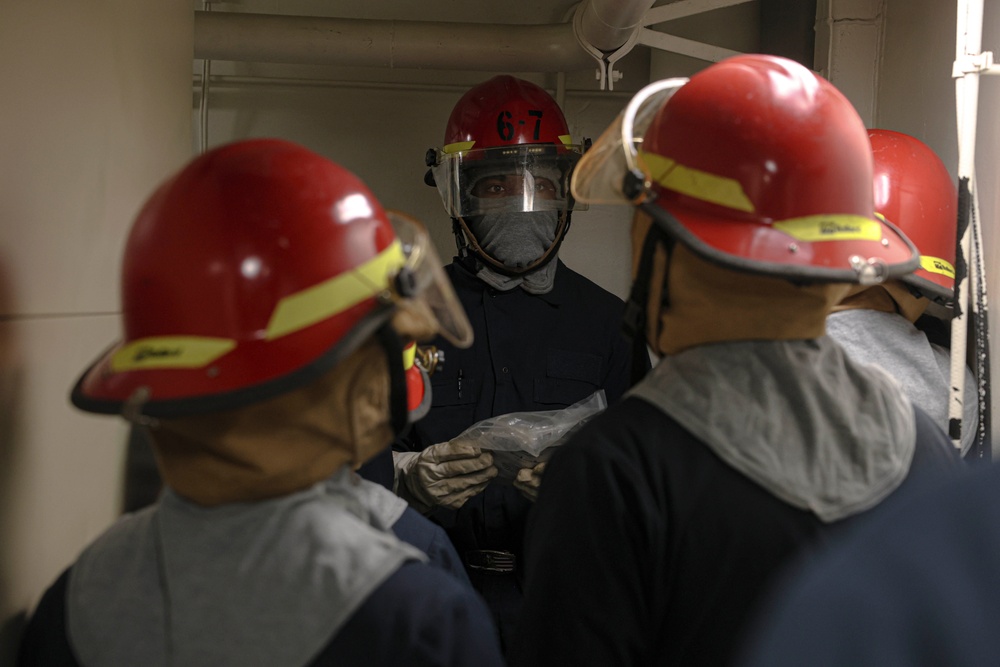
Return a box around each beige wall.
[0,0,193,658]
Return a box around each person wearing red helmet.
[512,56,962,666]
[394,75,643,651]
[17,139,503,667]
[826,129,979,457]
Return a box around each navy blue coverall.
[397,255,642,651]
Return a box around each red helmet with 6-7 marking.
[427,75,587,219]
[444,75,572,150]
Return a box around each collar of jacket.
[451,255,567,307]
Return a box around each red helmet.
[632,55,919,283]
[72,139,471,419]
[427,75,587,219]
[869,129,957,309]
[445,75,572,150]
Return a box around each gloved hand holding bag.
[394,438,497,513]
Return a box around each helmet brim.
[70,301,396,420]
[643,198,921,284]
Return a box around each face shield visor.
[570,78,689,206]
[384,211,474,348]
[430,143,587,218]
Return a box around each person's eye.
[471,179,508,198]
[535,179,557,196]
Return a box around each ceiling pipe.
[194,11,595,71]
[193,1,740,92]
[193,0,656,74]
[576,0,658,53]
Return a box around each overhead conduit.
[193,0,658,85]
[194,12,593,72]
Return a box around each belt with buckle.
[464,549,516,573]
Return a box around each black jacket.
[513,397,962,667]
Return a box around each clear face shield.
[430,144,587,218]
[570,78,689,206]
[384,211,474,348]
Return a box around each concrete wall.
[0,0,193,659]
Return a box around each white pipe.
[950,0,984,448]
[195,0,658,72]
[194,11,594,70]
[576,0,658,52]
[190,74,634,98]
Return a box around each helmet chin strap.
[454,211,573,277]
[375,325,410,439]
[624,218,673,386]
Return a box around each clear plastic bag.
[455,390,607,482]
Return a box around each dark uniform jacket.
[399,256,641,647]
[738,459,998,667]
[512,396,962,667]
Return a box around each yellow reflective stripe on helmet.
[773,215,883,242]
[921,255,956,279]
[111,337,237,371]
[558,134,573,146]
[443,141,476,154]
[266,241,406,341]
[640,152,755,213]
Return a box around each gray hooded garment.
[827,308,977,456]
[67,469,425,667]
[629,336,917,523]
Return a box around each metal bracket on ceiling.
[572,0,754,90]
[573,4,626,91]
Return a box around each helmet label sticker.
[921,255,956,278]
[111,337,236,371]
[773,215,883,242]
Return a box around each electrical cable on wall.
[199,1,212,154]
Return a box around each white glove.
[394,438,497,512]
[513,461,547,502]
